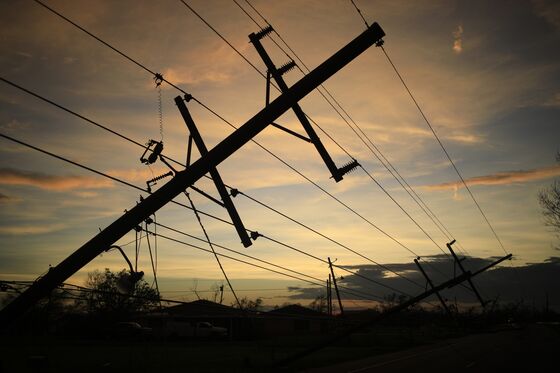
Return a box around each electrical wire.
[22,3,441,282]
[143,227,385,302]
[0,132,398,303]
[184,191,242,308]
[236,0,470,259]
[378,44,508,255]
[14,3,479,300]
[0,79,426,302]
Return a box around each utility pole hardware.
[0,22,386,325]
[250,27,359,182]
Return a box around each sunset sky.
[1,0,559,308]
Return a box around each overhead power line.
[0,76,425,300]
[31,0,433,265]
[378,45,508,256]
[22,1,472,295]
[0,131,412,302]
[344,0,507,257]
[229,1,471,278]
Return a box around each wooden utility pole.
[327,274,332,316]
[0,23,385,326]
[328,257,344,316]
[277,253,512,367]
[447,240,485,307]
[414,258,451,315]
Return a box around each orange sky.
[1,0,560,307]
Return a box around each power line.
[235,189,424,289]
[27,2,437,277]
[228,2,465,261]
[350,0,369,28]
[230,2,466,275]
[31,0,192,97]
[0,132,400,303]
[378,45,508,256]
[144,227,386,302]
[153,222,390,302]
[243,0,466,254]
[184,191,241,308]
[21,2,473,298]
[237,0,471,257]
[0,77,424,301]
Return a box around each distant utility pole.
[0,23,386,326]
[327,275,332,316]
[328,257,344,316]
[277,253,512,367]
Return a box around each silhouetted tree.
[309,294,328,313]
[539,152,560,239]
[79,268,159,317]
[234,296,263,311]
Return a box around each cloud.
[0,192,20,203]
[0,223,66,235]
[0,168,113,191]
[425,164,560,191]
[287,255,560,309]
[452,25,463,54]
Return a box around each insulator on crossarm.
[276,60,297,76]
[253,25,274,40]
[338,159,360,177]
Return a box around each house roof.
[165,299,248,317]
[266,304,325,318]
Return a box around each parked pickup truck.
[162,320,227,339]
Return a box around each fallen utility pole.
[447,240,485,307]
[414,257,451,315]
[276,253,512,367]
[0,23,385,326]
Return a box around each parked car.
[111,321,152,339]
[162,320,227,339]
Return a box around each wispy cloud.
[425,164,560,191]
[0,223,66,235]
[0,192,20,204]
[0,168,113,191]
[452,25,464,54]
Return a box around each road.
[303,323,560,373]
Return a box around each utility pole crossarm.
[414,258,451,315]
[0,22,386,325]
[175,96,252,248]
[250,29,360,182]
[447,240,485,307]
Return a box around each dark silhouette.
[539,151,560,239]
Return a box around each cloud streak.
[0,168,113,191]
[425,164,560,191]
[0,223,66,235]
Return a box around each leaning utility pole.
[0,23,386,326]
[277,253,512,367]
